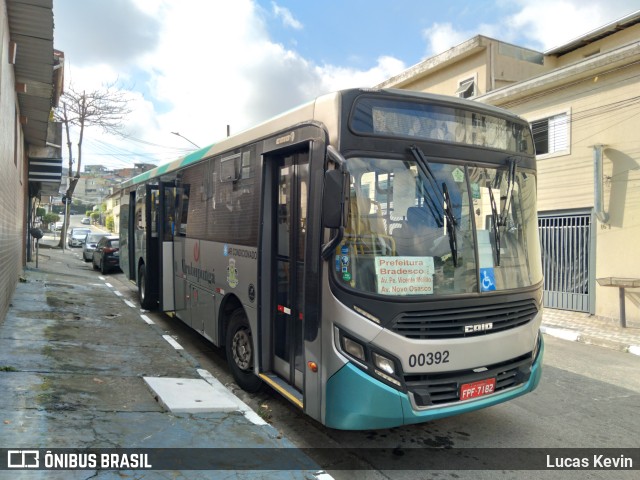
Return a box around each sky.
[52,0,640,170]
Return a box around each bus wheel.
[226,309,262,393]
[138,264,154,310]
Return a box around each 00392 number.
[408,350,450,367]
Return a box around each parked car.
[81,217,91,225]
[82,232,109,262]
[67,227,91,247]
[92,236,120,273]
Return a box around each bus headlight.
[343,336,366,362]
[337,328,404,390]
[372,352,395,375]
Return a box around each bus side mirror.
[322,169,344,229]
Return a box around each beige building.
[378,12,640,325]
[104,190,120,234]
[73,174,114,205]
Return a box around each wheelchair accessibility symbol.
[480,268,496,292]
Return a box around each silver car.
[67,228,91,247]
[82,232,109,261]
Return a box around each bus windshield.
[334,156,542,296]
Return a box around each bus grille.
[390,299,538,339]
[405,353,533,407]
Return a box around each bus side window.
[136,196,145,231]
[150,190,159,238]
[181,163,206,238]
[178,186,190,237]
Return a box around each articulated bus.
[118,88,543,430]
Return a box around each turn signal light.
[307,361,318,372]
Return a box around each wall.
[399,50,488,96]
[379,37,549,98]
[490,49,640,323]
[554,24,640,68]
[0,0,26,321]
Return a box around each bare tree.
[55,82,131,247]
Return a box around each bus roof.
[119,94,322,190]
[119,88,531,190]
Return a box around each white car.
[67,228,91,247]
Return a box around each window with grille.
[531,112,569,156]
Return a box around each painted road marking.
[162,335,184,350]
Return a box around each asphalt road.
[93,261,639,480]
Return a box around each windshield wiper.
[486,174,501,266]
[485,158,518,266]
[499,157,518,227]
[408,145,458,266]
[442,182,458,267]
[407,146,444,228]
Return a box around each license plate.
[460,378,496,400]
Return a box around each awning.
[28,157,62,196]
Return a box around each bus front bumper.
[324,337,544,430]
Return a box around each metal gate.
[538,213,592,312]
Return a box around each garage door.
[538,213,592,312]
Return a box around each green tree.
[105,215,114,232]
[42,213,60,229]
[36,207,46,218]
[90,212,100,224]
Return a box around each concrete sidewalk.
[1,240,323,478]
[541,308,640,355]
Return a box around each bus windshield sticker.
[480,268,496,292]
[374,257,434,296]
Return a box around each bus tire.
[226,309,262,393]
[138,264,155,310]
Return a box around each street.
[94,262,639,479]
[19,214,639,478]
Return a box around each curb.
[541,325,640,356]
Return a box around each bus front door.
[273,151,309,391]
